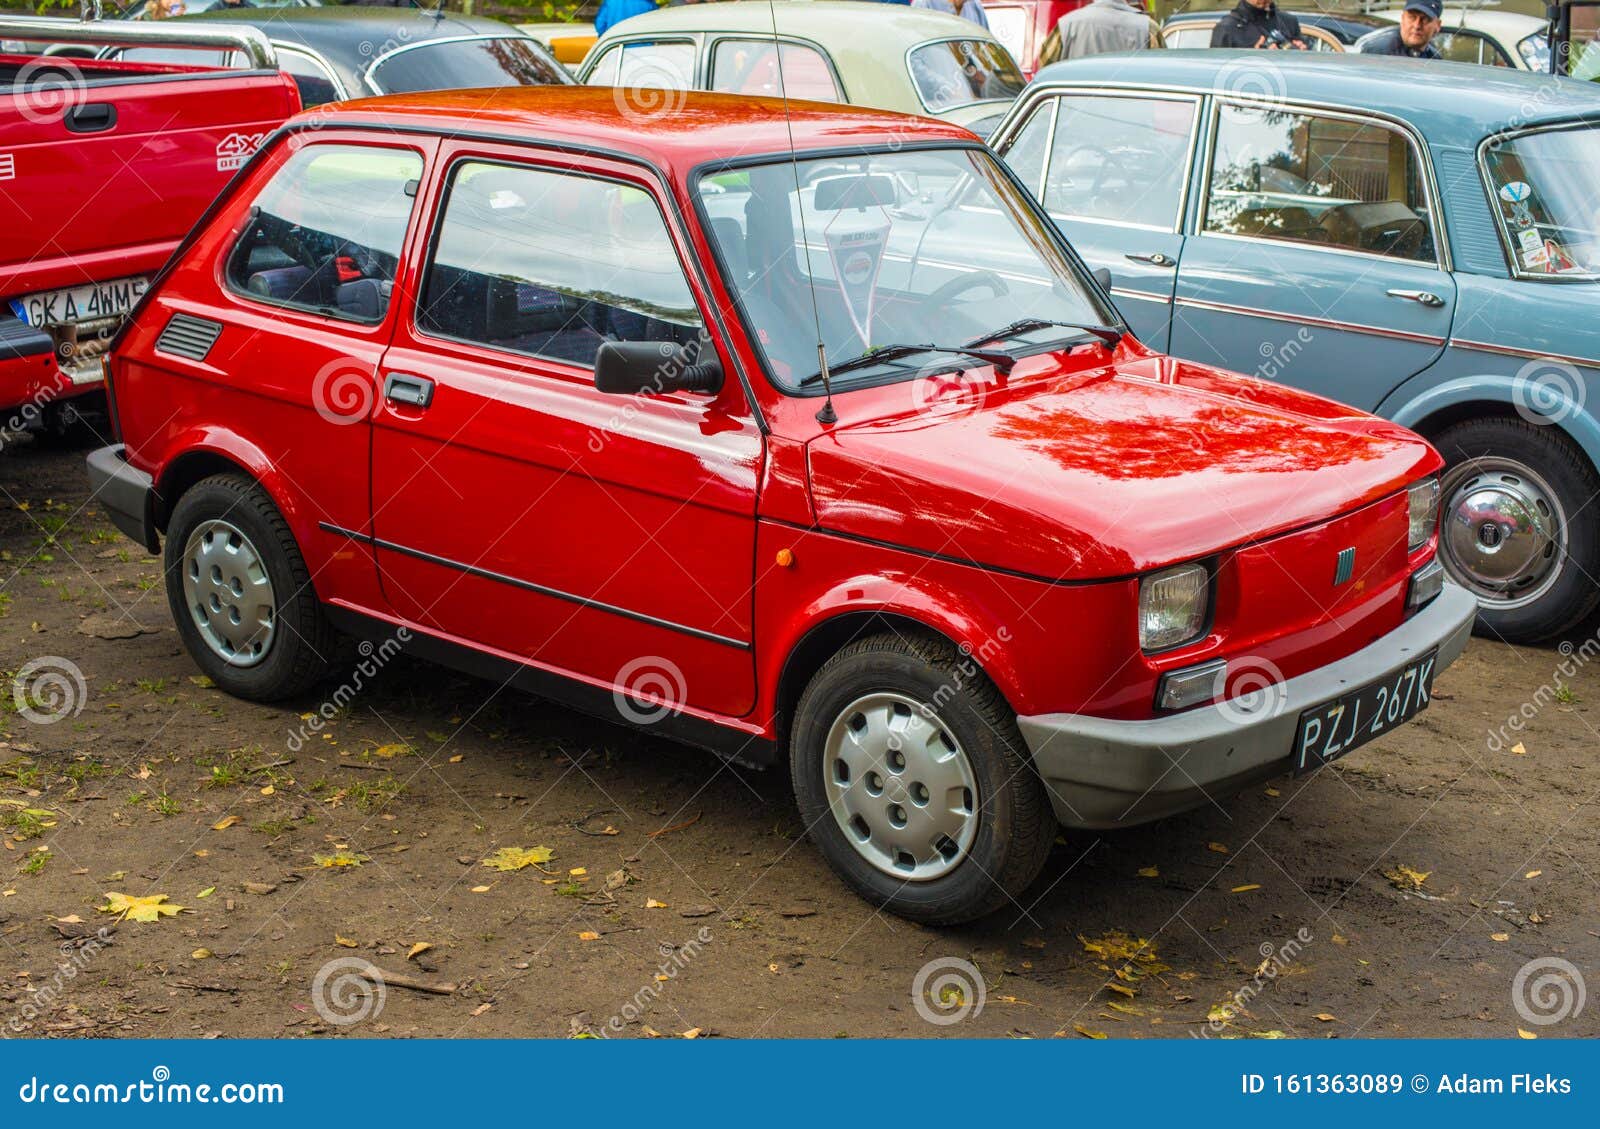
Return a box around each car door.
[1168,100,1456,411]
[996,90,1199,352]
[368,142,762,718]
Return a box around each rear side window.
[584,40,696,89]
[1044,94,1196,229]
[709,39,840,102]
[907,39,1025,112]
[367,38,570,95]
[225,144,423,322]
[417,161,704,369]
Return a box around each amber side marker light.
[775,549,795,568]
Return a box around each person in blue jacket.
[596,0,657,36]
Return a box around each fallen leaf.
[188,675,215,688]
[481,846,554,872]
[312,852,367,869]
[190,948,211,960]
[1384,864,1431,890]
[1264,787,1281,797]
[1231,884,1261,893]
[1207,842,1229,854]
[447,755,464,764]
[1510,742,1526,755]
[1251,1030,1288,1040]
[645,898,668,909]
[196,887,215,899]
[1331,934,1348,945]
[258,784,274,796]
[1073,1024,1107,1039]
[1314,1013,1336,1022]
[99,892,184,923]
[680,1027,702,1039]
[1518,1028,1538,1040]
[1491,932,1510,942]
[407,942,432,961]
[1137,866,1160,879]
[470,885,491,894]
[471,1003,492,1018]
[578,931,600,941]
[371,743,410,759]
[569,867,588,877]
[1525,870,1542,879]
[243,882,277,896]
[211,816,238,831]
[335,935,358,949]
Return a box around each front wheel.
[1433,417,1600,644]
[790,632,1055,925]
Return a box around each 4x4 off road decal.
[0,153,14,181]
[216,132,266,172]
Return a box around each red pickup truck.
[88,88,1475,922]
[1,17,298,435]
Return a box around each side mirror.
[1092,267,1112,291]
[594,340,722,397]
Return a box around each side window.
[1203,105,1436,263]
[418,162,705,369]
[1165,25,1214,49]
[1437,30,1511,67]
[709,39,840,102]
[1043,95,1195,229]
[278,51,341,109]
[583,40,695,90]
[225,144,422,322]
[997,98,1053,200]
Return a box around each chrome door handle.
[1125,252,1175,268]
[383,371,434,408]
[1386,288,1445,308]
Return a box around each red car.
[88,88,1475,923]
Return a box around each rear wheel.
[790,632,1054,925]
[1433,417,1600,644]
[163,473,335,700]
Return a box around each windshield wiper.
[797,342,1016,387]
[965,318,1123,349]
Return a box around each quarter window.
[225,144,422,322]
[1042,95,1195,229]
[1203,105,1436,263]
[418,162,704,369]
[584,40,696,90]
[710,39,840,102]
[277,50,341,108]
[907,39,1025,112]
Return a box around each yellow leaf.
[1384,864,1431,890]
[197,887,215,899]
[1106,1001,1144,1016]
[1106,982,1136,998]
[407,942,432,960]
[680,1027,702,1039]
[1331,934,1348,945]
[1491,932,1510,942]
[371,743,410,758]
[258,784,274,796]
[646,898,668,909]
[1518,1028,1538,1040]
[470,885,491,893]
[578,931,600,941]
[568,867,587,877]
[1251,1030,1288,1040]
[447,755,464,764]
[312,852,366,869]
[1510,742,1526,755]
[1264,787,1281,797]
[188,675,215,688]
[1073,1024,1107,1039]
[1314,1013,1336,1022]
[481,846,554,872]
[1231,884,1262,893]
[99,892,184,923]
[1137,866,1160,879]
[335,935,358,949]
[191,948,211,960]
[211,815,238,831]
[1525,870,1542,879]
[1207,842,1229,854]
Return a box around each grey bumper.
[85,444,158,554]
[1018,583,1478,830]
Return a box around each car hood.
[804,352,1441,581]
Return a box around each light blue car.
[989,51,1600,643]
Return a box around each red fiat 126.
[88,88,1475,923]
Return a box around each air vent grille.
[155,313,223,361]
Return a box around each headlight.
[1408,477,1440,552]
[1139,563,1210,651]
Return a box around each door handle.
[1125,252,1175,268]
[1386,288,1445,308]
[383,372,434,408]
[64,103,116,134]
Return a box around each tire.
[790,631,1055,925]
[1432,417,1600,644]
[163,473,335,700]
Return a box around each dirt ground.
[0,435,1595,1040]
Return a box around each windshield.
[907,39,1025,112]
[1518,29,1552,71]
[695,147,1111,393]
[1483,123,1600,277]
[369,37,567,94]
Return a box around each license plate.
[8,275,149,328]
[1293,649,1438,774]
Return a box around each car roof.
[310,85,978,177]
[591,0,993,48]
[1032,50,1600,145]
[187,5,519,61]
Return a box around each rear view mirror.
[594,341,722,397]
[1092,267,1112,291]
[813,174,897,211]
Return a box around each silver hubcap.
[823,692,979,881]
[181,519,276,667]
[1440,457,1566,610]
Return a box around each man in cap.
[1360,0,1446,58]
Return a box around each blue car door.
[995,89,1201,353]
[1168,100,1455,410]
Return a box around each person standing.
[1360,0,1445,58]
[912,0,990,31]
[1209,0,1308,49]
[1054,0,1165,60]
[595,0,657,37]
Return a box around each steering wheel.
[921,269,1009,312]
[1057,143,1137,198]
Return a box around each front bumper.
[86,444,159,554]
[1018,583,1478,829]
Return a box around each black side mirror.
[594,341,722,396]
[1092,267,1112,291]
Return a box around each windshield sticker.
[1523,243,1550,270]
[1498,181,1533,205]
[1542,239,1577,273]
[823,221,890,348]
[1517,227,1544,256]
